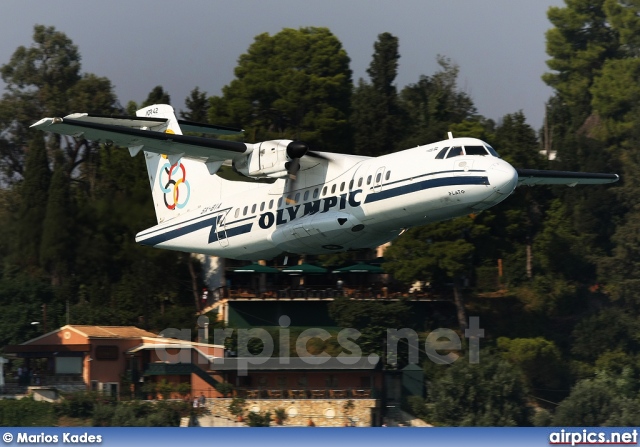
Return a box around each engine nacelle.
[233,139,293,178]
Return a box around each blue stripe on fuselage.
[364,175,489,204]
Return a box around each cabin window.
[340,182,345,192]
[446,146,463,158]
[385,171,391,181]
[464,145,489,156]
[303,190,309,201]
[367,175,372,185]
[294,193,300,203]
[313,188,319,199]
[260,202,265,212]
[235,208,240,218]
[251,204,256,214]
[349,180,354,190]
[435,147,449,159]
[331,184,336,194]
[277,198,283,208]
[322,186,327,196]
[243,206,248,216]
[358,177,363,187]
[269,199,274,209]
[486,145,500,157]
[376,173,382,183]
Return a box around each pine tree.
[15,132,51,269]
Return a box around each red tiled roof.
[67,325,158,339]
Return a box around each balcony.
[236,387,375,400]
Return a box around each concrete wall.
[206,397,379,427]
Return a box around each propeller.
[285,141,309,180]
[284,140,333,204]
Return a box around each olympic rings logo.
[159,160,191,210]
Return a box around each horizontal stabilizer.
[31,115,249,164]
[516,168,619,187]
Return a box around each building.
[4,325,387,426]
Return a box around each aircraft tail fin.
[136,104,220,224]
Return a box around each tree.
[40,150,75,285]
[208,27,352,152]
[497,337,565,391]
[543,0,619,129]
[180,87,209,122]
[328,297,410,360]
[384,215,490,330]
[0,25,117,183]
[424,353,532,426]
[351,33,404,156]
[142,86,170,108]
[13,131,50,269]
[398,56,476,147]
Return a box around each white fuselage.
[135,137,518,260]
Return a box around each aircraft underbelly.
[269,211,365,253]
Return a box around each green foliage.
[208,27,352,151]
[246,410,271,427]
[180,87,209,122]
[0,397,56,427]
[552,372,640,426]
[497,337,565,391]
[424,352,532,426]
[352,33,404,156]
[56,392,114,419]
[214,381,234,398]
[228,397,246,417]
[329,297,410,358]
[274,407,287,425]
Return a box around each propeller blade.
[287,158,301,180]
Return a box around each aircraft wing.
[516,168,619,187]
[30,113,249,164]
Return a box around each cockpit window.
[446,146,463,158]
[464,145,489,156]
[435,147,449,159]
[485,144,500,157]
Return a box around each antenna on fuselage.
[448,132,453,139]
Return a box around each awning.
[233,263,280,273]
[281,263,327,274]
[332,262,385,274]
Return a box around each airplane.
[32,104,619,261]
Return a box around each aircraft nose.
[489,161,518,196]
